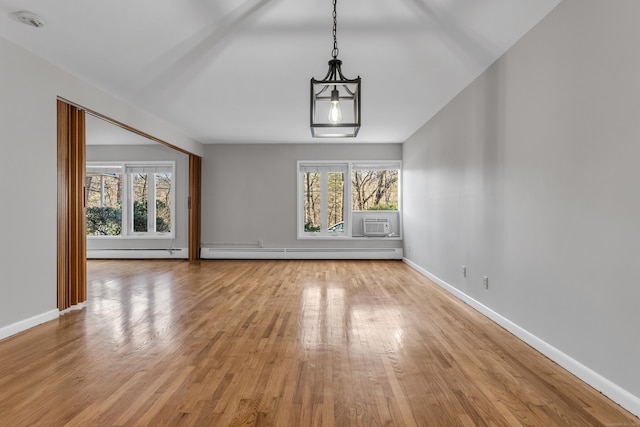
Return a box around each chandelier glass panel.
[310,0,361,138]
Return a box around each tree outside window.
[352,168,399,211]
[303,171,321,232]
[86,166,123,236]
[300,163,347,236]
[86,162,174,238]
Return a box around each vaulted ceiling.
[0,0,561,144]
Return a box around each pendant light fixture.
[310,0,361,138]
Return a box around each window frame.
[298,162,350,239]
[297,160,402,240]
[86,161,176,240]
[85,164,123,237]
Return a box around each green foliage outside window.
[155,200,171,232]
[366,203,398,211]
[86,206,122,236]
[304,221,321,232]
[133,199,148,232]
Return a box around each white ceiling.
[0,0,561,144]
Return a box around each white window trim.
[86,161,176,240]
[298,161,350,239]
[297,160,402,240]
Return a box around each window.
[86,162,175,238]
[351,163,400,211]
[126,164,174,236]
[299,163,348,237]
[86,165,123,236]
[298,161,401,239]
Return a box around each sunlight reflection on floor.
[88,273,177,352]
[300,285,405,353]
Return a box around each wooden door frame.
[57,98,202,309]
[188,155,202,261]
[57,100,86,310]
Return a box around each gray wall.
[403,0,640,399]
[202,143,402,249]
[86,144,189,250]
[0,34,201,330]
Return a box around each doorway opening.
[57,98,202,311]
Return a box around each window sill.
[87,234,175,240]
[350,235,403,240]
[297,235,402,241]
[298,235,350,240]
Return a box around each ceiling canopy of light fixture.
[310,0,361,138]
[9,11,45,28]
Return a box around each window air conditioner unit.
[363,218,390,236]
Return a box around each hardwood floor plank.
[0,259,637,426]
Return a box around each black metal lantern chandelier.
[310,0,361,138]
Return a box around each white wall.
[403,0,640,410]
[202,143,402,250]
[0,35,201,332]
[86,144,189,252]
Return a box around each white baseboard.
[59,302,87,314]
[0,309,59,341]
[88,248,188,259]
[403,257,640,418]
[201,247,403,260]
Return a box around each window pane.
[352,169,399,211]
[132,173,148,232]
[327,172,344,233]
[86,173,122,236]
[155,172,172,233]
[303,172,321,232]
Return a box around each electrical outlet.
[483,276,489,289]
[462,266,467,278]
[258,240,264,248]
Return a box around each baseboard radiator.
[201,247,403,260]
[87,248,188,259]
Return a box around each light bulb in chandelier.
[328,88,342,124]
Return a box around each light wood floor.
[0,260,637,426]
